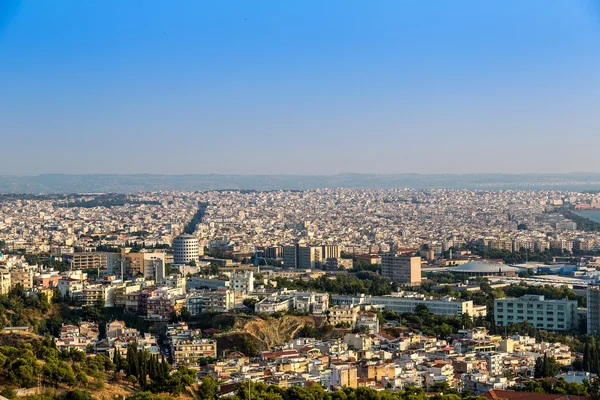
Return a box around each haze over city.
[1,1,600,175]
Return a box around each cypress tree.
[534,356,543,378]
[542,353,550,377]
[584,337,590,372]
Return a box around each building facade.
[381,254,421,285]
[495,295,578,331]
[588,286,600,335]
[172,234,201,265]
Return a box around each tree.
[415,304,429,316]
[197,375,218,400]
[243,298,258,311]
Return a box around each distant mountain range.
[1,173,600,193]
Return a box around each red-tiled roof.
[484,389,593,400]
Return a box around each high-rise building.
[381,254,421,285]
[144,252,166,283]
[588,286,600,335]
[106,249,165,281]
[72,252,108,270]
[321,245,341,260]
[283,245,299,268]
[264,246,284,259]
[230,271,254,294]
[496,295,578,331]
[172,234,200,265]
[298,246,322,269]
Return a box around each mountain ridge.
[1,173,600,193]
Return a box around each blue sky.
[1,0,600,175]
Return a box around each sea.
[573,210,600,223]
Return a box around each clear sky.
[1,0,600,175]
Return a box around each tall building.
[298,246,322,269]
[321,245,341,260]
[381,254,421,285]
[143,252,166,283]
[172,234,200,265]
[72,252,108,270]
[496,295,578,331]
[283,244,329,269]
[283,245,298,268]
[229,271,254,294]
[588,286,600,335]
[0,268,11,295]
[264,246,283,259]
[106,249,165,281]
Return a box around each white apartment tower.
[381,254,422,285]
[172,234,200,265]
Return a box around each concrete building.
[172,338,217,365]
[371,292,485,317]
[107,249,165,281]
[264,246,283,259]
[283,245,298,268]
[10,267,33,290]
[298,246,322,269]
[381,254,421,285]
[328,305,360,327]
[325,257,353,270]
[187,289,235,314]
[172,234,201,265]
[72,252,108,270]
[143,252,166,282]
[321,245,341,260]
[0,268,11,295]
[230,271,254,294]
[331,365,358,388]
[588,286,600,335]
[495,295,578,331]
[356,311,380,333]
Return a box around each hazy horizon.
[1,1,600,175]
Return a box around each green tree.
[196,375,218,400]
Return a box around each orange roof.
[484,389,593,400]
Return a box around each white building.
[172,234,200,265]
[495,295,578,331]
[229,271,254,294]
[371,292,485,317]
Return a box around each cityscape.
[1,189,600,400]
[2,1,600,400]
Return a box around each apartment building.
[10,267,33,290]
[146,290,187,321]
[172,338,217,365]
[588,286,600,335]
[107,249,165,281]
[381,254,421,285]
[331,364,358,389]
[114,284,141,308]
[356,312,380,333]
[255,295,295,314]
[0,268,11,295]
[495,295,578,331]
[78,284,113,306]
[255,290,329,315]
[371,292,485,317]
[72,252,108,270]
[321,245,341,260]
[264,246,283,259]
[229,271,254,294]
[328,305,360,327]
[187,289,235,314]
[324,258,353,270]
